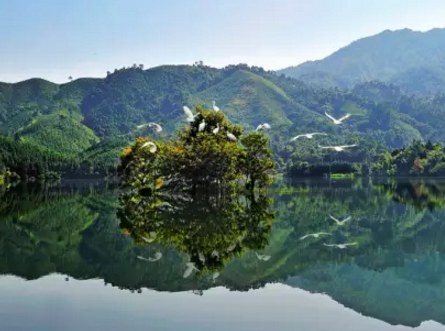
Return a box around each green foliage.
[120,108,275,191]
[373,140,445,177]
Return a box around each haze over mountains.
[279,28,445,94]
[2,27,445,173]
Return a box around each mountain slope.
[2,64,445,174]
[279,28,445,94]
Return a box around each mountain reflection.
[1,179,445,326]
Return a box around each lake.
[1,178,445,331]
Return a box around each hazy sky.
[1,0,445,83]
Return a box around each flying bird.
[213,100,220,112]
[198,120,206,132]
[183,262,199,278]
[137,252,163,262]
[323,242,358,249]
[324,112,351,125]
[329,215,352,226]
[137,122,162,132]
[290,133,327,141]
[256,123,271,131]
[141,141,157,153]
[213,124,220,135]
[183,106,198,122]
[255,253,271,261]
[300,232,331,240]
[318,144,357,152]
[226,132,237,141]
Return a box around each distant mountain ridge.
[2,63,445,175]
[278,28,445,94]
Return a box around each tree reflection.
[117,184,275,275]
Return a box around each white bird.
[137,252,162,262]
[211,250,220,259]
[183,106,197,122]
[256,123,271,131]
[198,252,206,264]
[136,122,162,132]
[318,144,357,152]
[141,141,157,153]
[329,215,352,226]
[323,242,358,249]
[300,232,331,240]
[212,272,220,282]
[183,262,199,278]
[226,243,237,252]
[213,100,220,112]
[255,252,271,261]
[325,112,351,125]
[213,123,220,135]
[198,120,206,132]
[226,132,237,141]
[140,232,157,243]
[290,133,327,141]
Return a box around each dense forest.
[2,61,445,181]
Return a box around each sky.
[1,0,445,83]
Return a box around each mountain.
[2,64,445,178]
[278,28,445,94]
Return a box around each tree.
[119,107,275,193]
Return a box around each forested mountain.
[2,64,445,178]
[278,28,445,94]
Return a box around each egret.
[137,122,162,132]
[290,133,327,141]
[256,123,271,131]
[255,252,271,261]
[226,243,237,252]
[140,232,157,243]
[198,120,206,132]
[141,141,157,153]
[227,131,237,141]
[324,112,351,125]
[318,144,357,152]
[183,262,199,278]
[212,123,220,135]
[198,252,206,263]
[329,215,352,226]
[213,100,220,112]
[212,272,220,282]
[211,250,220,259]
[137,252,162,262]
[183,106,197,122]
[300,232,331,240]
[323,242,358,249]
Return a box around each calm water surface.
[1,179,445,331]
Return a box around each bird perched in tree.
[213,100,220,112]
[141,141,157,153]
[213,123,220,135]
[226,132,237,141]
[198,120,206,132]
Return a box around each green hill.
[2,64,445,177]
[278,28,445,94]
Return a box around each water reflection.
[1,179,445,327]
